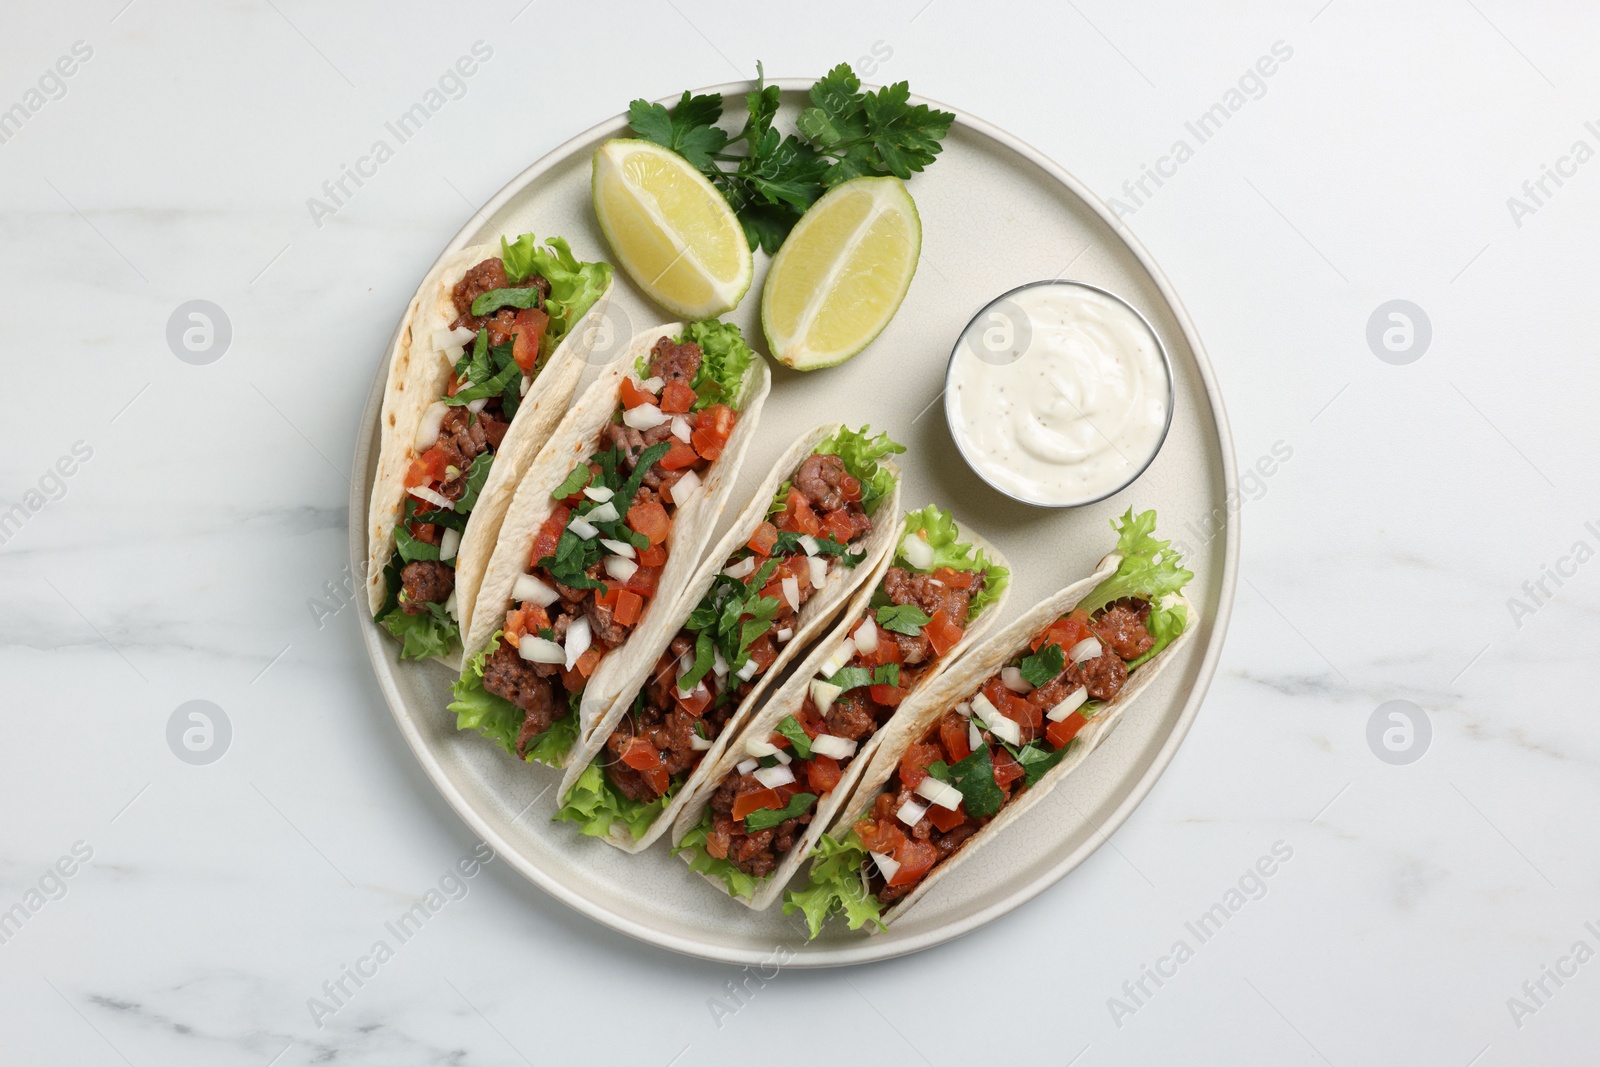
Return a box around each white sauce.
[946,283,1170,506]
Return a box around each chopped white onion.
[1001,666,1033,694]
[1046,686,1089,722]
[819,639,857,679]
[808,556,829,590]
[746,738,780,758]
[414,401,451,449]
[563,616,591,670]
[444,590,459,619]
[916,777,963,810]
[853,617,878,654]
[737,656,760,682]
[798,535,820,556]
[439,527,461,562]
[754,765,795,789]
[870,851,900,883]
[600,537,636,559]
[781,576,801,613]
[603,555,638,583]
[900,532,935,570]
[970,693,1000,722]
[969,721,983,752]
[1068,637,1103,663]
[407,485,453,510]
[511,572,558,607]
[466,397,488,414]
[776,627,793,643]
[639,375,664,392]
[520,376,531,397]
[434,325,475,351]
[568,517,599,540]
[517,637,565,664]
[809,680,843,717]
[670,468,702,505]
[623,403,668,431]
[896,799,928,827]
[690,732,714,751]
[773,749,792,766]
[583,485,615,503]
[972,697,1021,746]
[711,648,729,678]
[737,758,759,775]
[671,415,692,442]
[587,501,620,524]
[809,733,857,760]
[955,700,973,718]
[722,557,756,580]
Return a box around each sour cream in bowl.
[943,280,1173,507]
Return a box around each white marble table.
[4,2,1595,1063]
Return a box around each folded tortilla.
[465,323,771,761]
[670,525,1010,908]
[817,555,1196,927]
[557,425,905,852]
[363,241,611,655]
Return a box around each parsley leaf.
[1007,742,1070,789]
[676,631,716,692]
[456,452,494,513]
[553,462,592,500]
[875,604,930,636]
[930,747,1004,819]
[393,523,441,563]
[774,716,812,759]
[469,287,541,316]
[1019,643,1066,688]
[826,664,899,692]
[743,792,817,831]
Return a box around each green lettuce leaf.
[782,831,885,938]
[679,319,758,412]
[448,632,578,765]
[554,761,677,841]
[1078,510,1192,666]
[813,425,905,516]
[379,600,457,660]
[673,809,762,901]
[498,233,611,355]
[896,505,1010,617]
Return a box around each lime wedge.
[761,176,921,370]
[591,138,753,319]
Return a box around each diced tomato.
[780,554,812,592]
[619,376,658,409]
[821,508,859,545]
[559,665,585,692]
[747,522,779,556]
[501,609,526,649]
[992,747,1024,790]
[861,630,903,667]
[732,787,783,821]
[674,681,712,717]
[897,741,942,790]
[639,543,667,567]
[935,566,974,589]
[1002,691,1041,732]
[406,521,437,546]
[776,488,822,536]
[923,610,964,658]
[805,754,842,794]
[659,380,696,414]
[510,307,549,373]
[840,473,862,502]
[572,646,602,679]
[746,633,778,676]
[927,802,967,833]
[869,684,906,707]
[854,817,905,856]
[624,564,660,599]
[594,580,622,610]
[691,403,735,460]
[643,765,671,795]
[404,446,448,489]
[940,713,971,763]
[888,839,939,886]
[627,500,671,545]
[529,505,570,565]
[1047,710,1090,750]
[613,589,643,627]
[1033,611,1094,653]
[620,737,662,772]
[660,441,700,470]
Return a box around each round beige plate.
[350,81,1239,967]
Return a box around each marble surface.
[3,1,1595,1063]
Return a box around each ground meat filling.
[478,645,561,756]
[881,566,983,671]
[1091,598,1155,661]
[649,336,702,385]
[703,772,812,879]
[399,560,454,611]
[449,257,550,346]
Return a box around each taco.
[785,509,1194,937]
[553,425,907,850]
[670,506,1010,907]
[365,233,612,661]
[448,320,770,767]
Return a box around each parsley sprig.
[627,62,954,252]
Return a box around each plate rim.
[349,79,1240,968]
